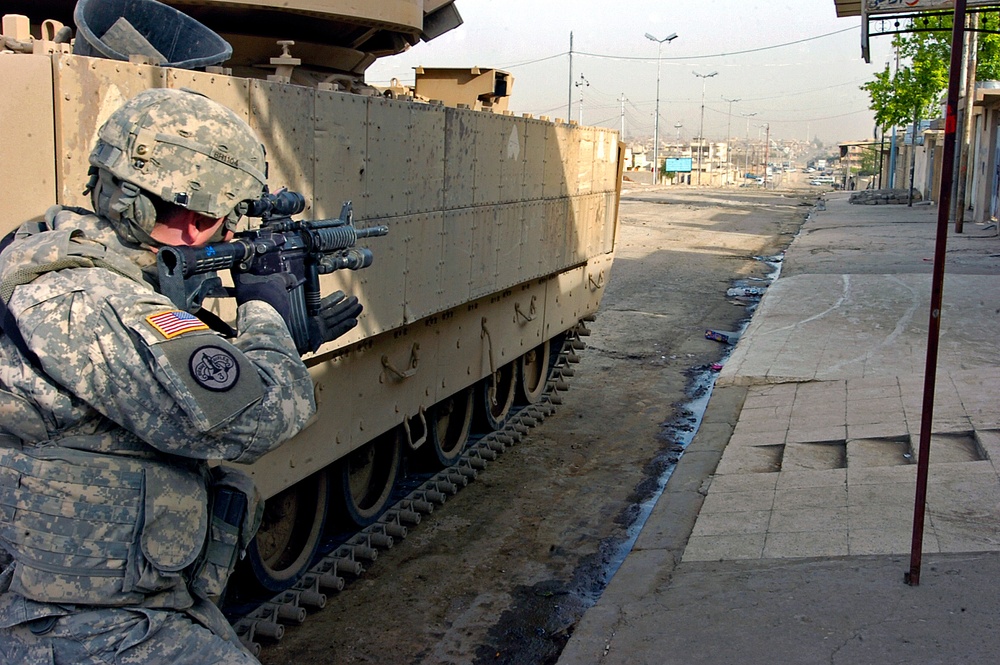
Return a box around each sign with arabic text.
[665,158,693,173]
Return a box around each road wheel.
[419,387,474,468]
[337,428,402,527]
[245,469,329,592]
[517,341,551,404]
[477,362,516,431]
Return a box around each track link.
[231,322,591,657]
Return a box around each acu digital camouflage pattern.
[0,605,258,664]
[89,88,267,234]
[0,206,316,658]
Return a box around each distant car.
[805,167,816,173]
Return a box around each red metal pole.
[906,0,967,587]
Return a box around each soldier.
[0,88,360,663]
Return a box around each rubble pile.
[849,188,922,205]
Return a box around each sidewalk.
[558,193,1000,664]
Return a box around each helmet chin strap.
[90,168,162,248]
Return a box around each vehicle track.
[229,323,591,657]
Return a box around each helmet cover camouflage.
[88,88,266,243]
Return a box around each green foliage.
[856,145,881,176]
[979,29,1000,80]
[863,14,1000,130]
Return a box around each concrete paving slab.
[681,532,766,561]
[786,424,847,444]
[689,509,771,537]
[725,429,786,446]
[847,502,913,531]
[763,529,849,557]
[699,488,775,514]
[768,506,848,533]
[846,421,910,439]
[713,443,783,475]
[780,441,846,471]
[705,472,779,493]
[848,527,932,554]
[775,467,846,489]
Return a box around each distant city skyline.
[366,1,899,145]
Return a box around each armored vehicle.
[0,0,622,607]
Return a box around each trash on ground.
[726,286,767,298]
[753,254,784,263]
[705,329,741,345]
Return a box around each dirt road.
[260,185,814,664]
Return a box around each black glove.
[308,290,362,352]
[232,271,298,324]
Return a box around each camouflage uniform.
[0,90,317,664]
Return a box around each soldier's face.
[149,207,225,247]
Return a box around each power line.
[742,79,869,102]
[500,51,568,68]
[499,26,858,70]
[575,26,858,63]
[767,108,872,123]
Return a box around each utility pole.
[619,93,627,137]
[575,73,589,125]
[567,32,573,121]
[955,12,979,233]
[878,125,886,189]
[694,71,718,186]
[908,0,968,588]
[723,96,740,186]
[888,44,900,188]
[645,32,678,185]
[909,107,919,206]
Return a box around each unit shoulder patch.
[188,345,241,392]
[146,310,210,339]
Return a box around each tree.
[864,14,1000,129]
[863,32,947,130]
[857,144,881,177]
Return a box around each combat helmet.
[87,87,267,245]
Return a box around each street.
[261,184,812,664]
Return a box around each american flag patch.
[146,310,210,339]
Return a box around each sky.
[366,0,898,146]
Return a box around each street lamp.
[722,96,740,186]
[741,111,757,183]
[762,122,771,188]
[645,32,678,185]
[693,71,718,186]
[752,123,772,187]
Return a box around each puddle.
[583,251,787,600]
[591,365,719,599]
[480,251,793,661]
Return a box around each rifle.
[156,190,387,354]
